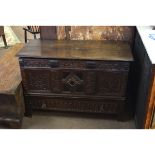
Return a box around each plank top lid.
[17,40,133,61]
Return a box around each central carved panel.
[62,72,83,93]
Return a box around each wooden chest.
[17,40,133,120]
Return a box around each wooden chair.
[0,26,7,48]
[23,26,40,43]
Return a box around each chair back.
[27,26,40,33]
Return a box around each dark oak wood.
[17,40,133,61]
[17,40,134,120]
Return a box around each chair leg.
[24,30,27,43]
[2,34,7,48]
[34,34,37,39]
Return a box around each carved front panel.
[59,70,84,94]
[26,96,124,114]
[50,69,97,95]
[20,58,130,97]
[21,69,51,93]
[49,69,128,96]
[97,71,128,96]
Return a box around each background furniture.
[17,40,134,120]
[23,26,40,43]
[133,27,155,128]
[40,26,57,40]
[151,110,155,128]
[0,84,24,128]
[0,26,7,48]
[40,26,135,46]
[0,44,25,128]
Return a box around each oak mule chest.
[17,40,134,120]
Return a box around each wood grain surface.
[0,43,23,94]
[17,40,133,61]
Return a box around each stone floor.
[21,111,135,129]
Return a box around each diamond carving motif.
[62,73,83,88]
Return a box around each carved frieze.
[26,96,122,114]
[20,58,129,72]
[19,58,49,68]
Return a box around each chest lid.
[17,40,133,61]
